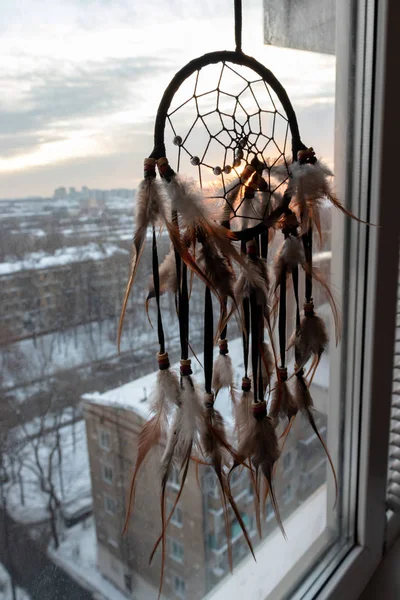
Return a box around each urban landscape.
[0,185,331,600]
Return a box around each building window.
[283,484,293,506]
[266,499,274,522]
[170,538,184,563]
[168,465,180,490]
[247,481,254,499]
[104,494,116,515]
[230,468,242,486]
[173,575,185,599]
[99,429,110,451]
[167,500,183,527]
[124,574,132,592]
[102,464,113,484]
[283,451,292,471]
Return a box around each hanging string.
[234,0,242,53]
[292,265,301,331]
[278,267,287,368]
[250,290,260,403]
[152,227,165,355]
[303,228,313,302]
[204,286,214,394]
[242,297,250,379]
[181,263,189,361]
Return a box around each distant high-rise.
[53,186,67,199]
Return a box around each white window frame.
[168,465,181,491]
[280,1,400,598]
[103,494,117,516]
[102,463,113,484]
[99,428,110,451]
[173,574,186,599]
[283,451,292,472]
[167,500,183,528]
[170,538,184,564]
[283,484,293,506]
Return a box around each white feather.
[135,177,167,231]
[149,246,177,296]
[212,354,234,392]
[276,236,305,270]
[151,368,180,413]
[177,377,203,456]
[164,175,219,224]
[288,160,333,203]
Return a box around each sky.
[0,0,336,198]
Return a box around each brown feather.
[123,413,164,535]
[269,380,298,425]
[291,311,329,369]
[235,389,252,444]
[201,406,255,559]
[260,341,274,393]
[148,246,177,299]
[233,403,285,537]
[294,373,338,506]
[198,236,236,300]
[118,177,166,351]
[149,443,191,566]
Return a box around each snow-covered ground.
[0,242,129,276]
[49,517,129,600]
[4,419,91,525]
[0,562,30,600]
[49,518,158,600]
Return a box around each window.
[104,495,116,516]
[2,2,397,600]
[174,574,186,599]
[283,451,292,472]
[266,499,274,523]
[99,429,110,451]
[124,574,132,592]
[230,468,243,486]
[167,500,183,527]
[283,484,293,506]
[102,464,113,484]
[168,465,180,490]
[170,539,184,564]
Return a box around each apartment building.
[83,339,329,599]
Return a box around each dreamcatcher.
[118,1,365,594]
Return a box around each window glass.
[0,1,356,600]
[104,495,117,516]
[170,539,184,564]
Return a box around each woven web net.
[165,61,292,232]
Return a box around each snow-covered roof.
[83,337,330,423]
[0,242,129,276]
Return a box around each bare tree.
[0,425,18,600]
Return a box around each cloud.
[0,55,172,158]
